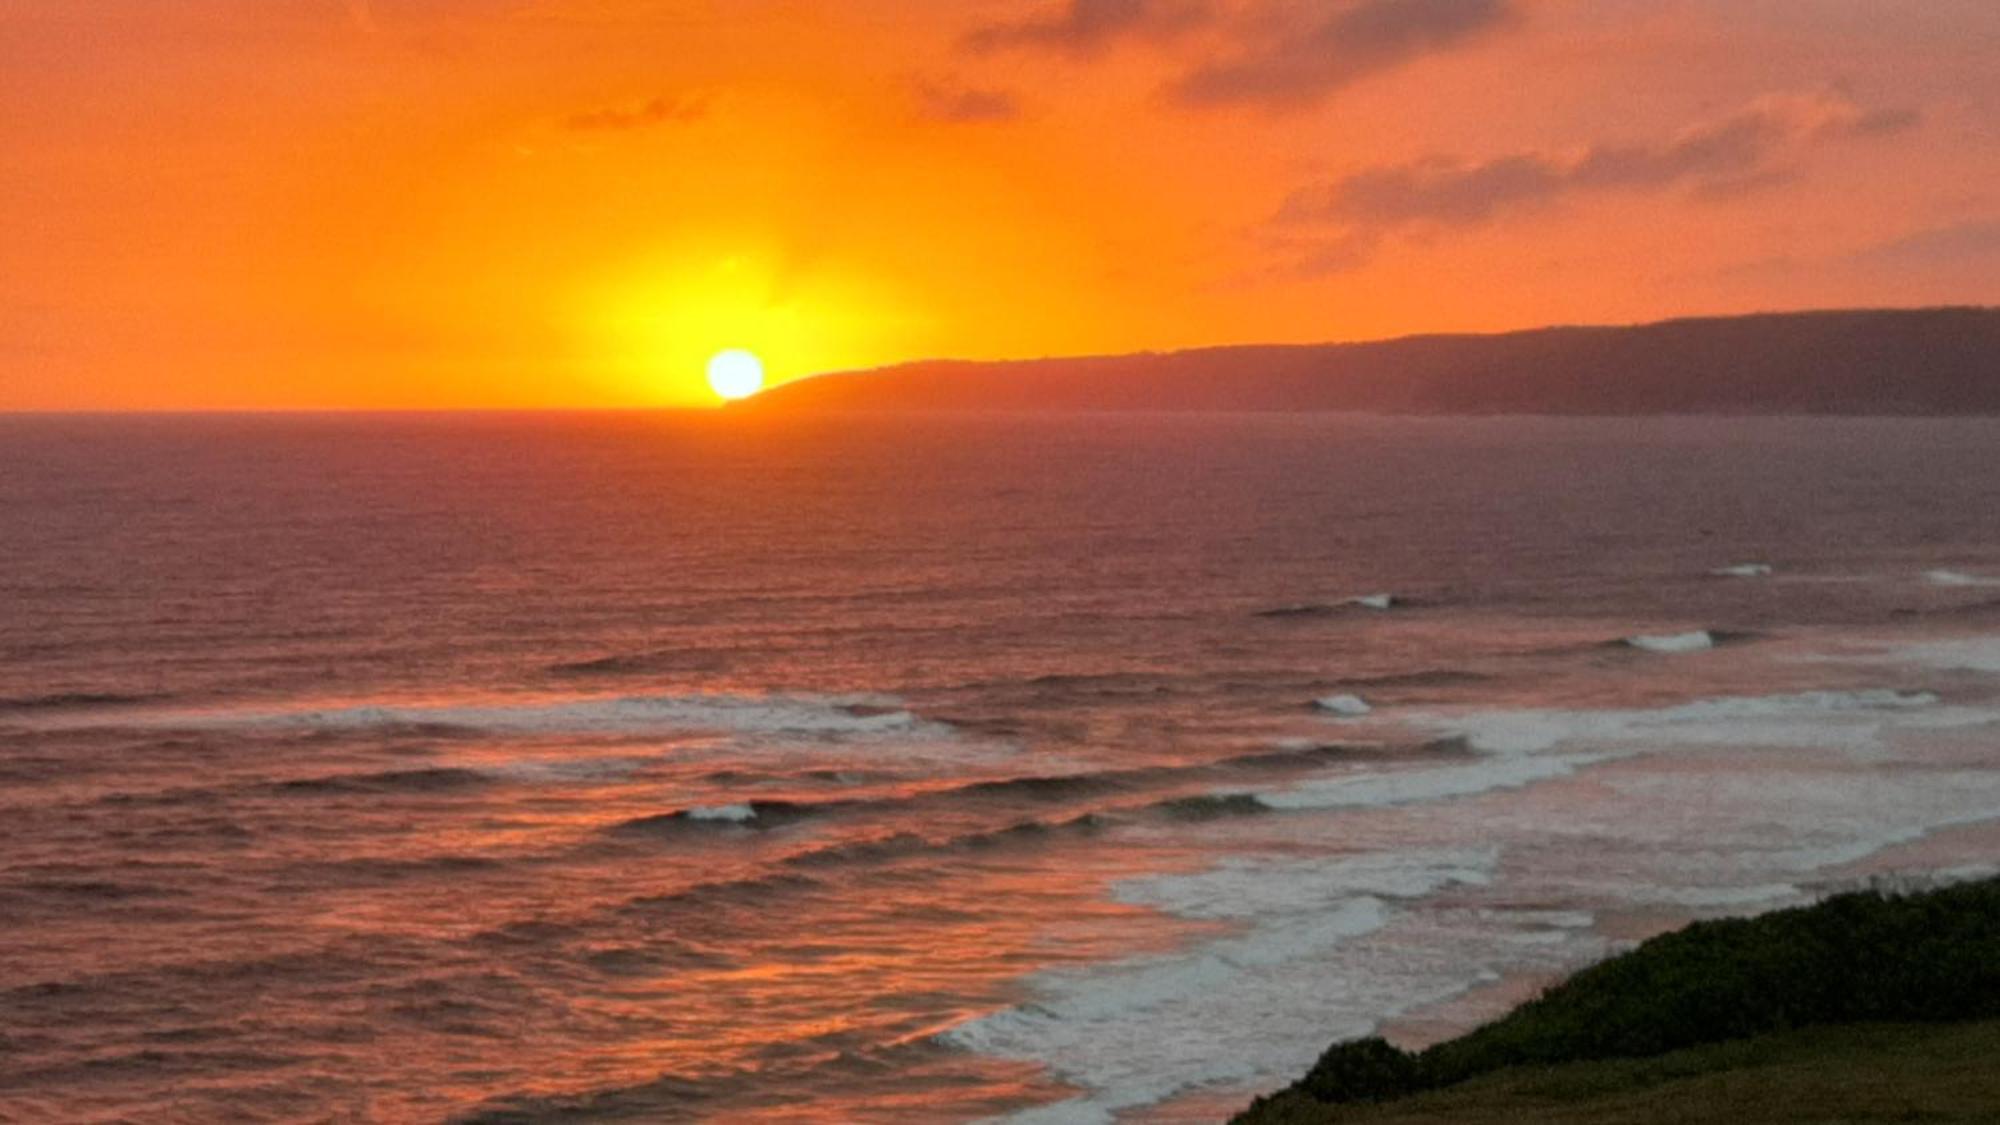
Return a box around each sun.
[706,348,765,400]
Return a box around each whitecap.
[1926,569,2000,587]
[685,803,759,822]
[1624,630,1715,653]
[1314,693,1372,717]
[1439,689,1941,756]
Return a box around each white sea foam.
[949,849,1505,1123]
[117,692,942,739]
[1114,850,1496,920]
[1624,630,1715,653]
[965,683,1993,1122]
[1710,563,1774,578]
[951,848,1619,1124]
[1882,637,2000,675]
[1764,804,2000,873]
[1922,863,2000,886]
[686,803,758,822]
[1638,883,1801,909]
[1926,569,2000,587]
[1255,753,1602,812]
[1478,907,1596,930]
[1255,689,1945,819]
[1439,689,1941,756]
[1314,693,1372,717]
[1551,761,2000,916]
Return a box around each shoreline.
[1231,874,2000,1122]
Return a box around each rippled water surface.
[3,413,1999,1122]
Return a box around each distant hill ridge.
[745,307,2000,415]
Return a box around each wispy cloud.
[565,94,706,131]
[1844,217,2000,270]
[1709,215,2000,297]
[1274,91,1921,273]
[912,80,1024,124]
[962,0,1520,111]
[1170,0,1517,111]
[963,0,1212,56]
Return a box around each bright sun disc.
[706,349,765,400]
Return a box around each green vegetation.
[1235,876,2000,1123]
[1241,1021,2000,1124]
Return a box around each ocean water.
[2,411,1999,1123]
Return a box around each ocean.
[3,411,1999,1122]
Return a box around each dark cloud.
[913,80,1024,123]
[963,0,1211,56]
[1170,0,1518,111]
[565,94,706,131]
[1274,92,1921,271]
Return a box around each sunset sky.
[4,0,1997,410]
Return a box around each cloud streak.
[564,94,706,131]
[1275,91,1920,272]
[963,0,1211,56]
[912,80,1024,123]
[1846,218,2000,271]
[962,0,1521,111]
[1171,0,1517,111]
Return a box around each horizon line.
[6,302,1994,416]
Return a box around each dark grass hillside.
[1242,1021,2000,1125]
[744,308,2000,415]
[1235,876,2000,1123]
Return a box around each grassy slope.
[1235,877,2000,1123]
[1244,1021,2000,1124]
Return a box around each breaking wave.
[1313,693,1373,716]
[1624,630,1716,653]
[110,692,941,740]
[1926,569,2000,587]
[613,800,827,834]
[1254,593,1401,619]
[266,767,491,796]
[0,691,164,715]
[1618,628,1759,653]
[1148,793,1271,821]
[605,737,1464,841]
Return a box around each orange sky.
[3,0,1996,410]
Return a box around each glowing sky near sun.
[2,0,1996,409]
